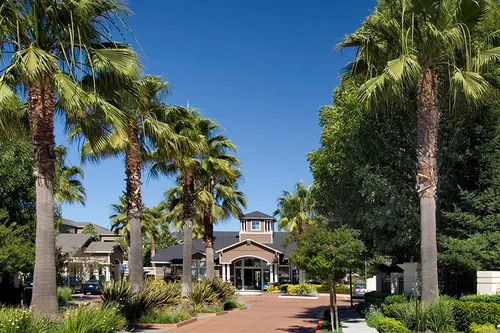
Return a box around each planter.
[227,307,247,311]
[194,311,228,317]
[132,317,197,329]
[278,294,318,299]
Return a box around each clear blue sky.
[56,0,376,231]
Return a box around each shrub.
[365,308,384,328]
[0,307,53,333]
[224,299,246,310]
[452,300,500,332]
[57,287,72,303]
[56,304,126,333]
[423,299,456,333]
[137,308,190,324]
[287,283,315,296]
[384,294,408,305]
[364,291,392,306]
[461,294,500,304]
[194,305,224,313]
[102,280,182,322]
[206,278,236,304]
[382,300,422,331]
[189,280,218,311]
[101,280,131,306]
[376,317,410,333]
[266,285,278,292]
[278,284,289,293]
[470,323,498,333]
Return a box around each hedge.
[452,301,500,332]
[460,294,500,304]
[376,317,410,333]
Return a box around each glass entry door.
[234,258,269,291]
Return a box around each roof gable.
[216,238,282,254]
[84,241,121,254]
[56,234,93,255]
[240,211,276,221]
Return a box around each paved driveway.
[172,294,349,333]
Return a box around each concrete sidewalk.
[339,308,377,333]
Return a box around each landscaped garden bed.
[272,282,319,299]
[360,292,500,333]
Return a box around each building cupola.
[239,211,276,243]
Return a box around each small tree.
[289,225,364,331]
[82,224,100,241]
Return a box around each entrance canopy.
[217,238,281,265]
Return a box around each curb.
[315,319,323,333]
[132,317,197,330]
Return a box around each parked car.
[352,283,367,299]
[82,280,103,295]
[62,276,83,293]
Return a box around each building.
[56,219,124,281]
[151,211,298,291]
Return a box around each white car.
[352,283,367,299]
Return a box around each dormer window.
[251,221,261,231]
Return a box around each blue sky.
[56,0,376,231]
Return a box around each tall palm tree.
[274,182,315,283]
[110,197,165,258]
[338,0,500,301]
[197,119,246,278]
[150,108,206,299]
[81,76,174,293]
[274,182,315,234]
[0,0,138,315]
[54,146,86,206]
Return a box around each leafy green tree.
[338,0,500,301]
[0,0,139,314]
[289,225,364,331]
[309,78,420,263]
[81,224,100,241]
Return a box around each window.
[251,221,260,230]
[191,260,206,281]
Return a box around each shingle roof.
[61,218,78,228]
[56,234,93,255]
[240,211,276,221]
[151,231,295,263]
[84,242,120,254]
[62,218,113,235]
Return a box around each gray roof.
[56,234,93,255]
[62,219,113,235]
[151,231,294,264]
[240,211,276,221]
[85,242,121,254]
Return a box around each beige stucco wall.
[240,233,272,243]
[220,241,278,264]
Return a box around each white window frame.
[251,220,261,231]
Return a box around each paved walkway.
[339,308,377,333]
[169,294,344,333]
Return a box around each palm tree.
[274,181,315,282]
[82,76,174,293]
[274,182,315,234]
[338,0,500,301]
[0,0,138,315]
[197,119,246,278]
[110,197,165,258]
[54,146,86,206]
[150,108,206,299]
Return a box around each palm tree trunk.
[417,67,439,302]
[182,173,195,299]
[150,236,156,258]
[126,124,143,293]
[28,80,59,317]
[203,201,215,279]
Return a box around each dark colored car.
[25,276,34,290]
[62,276,83,293]
[82,280,103,295]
